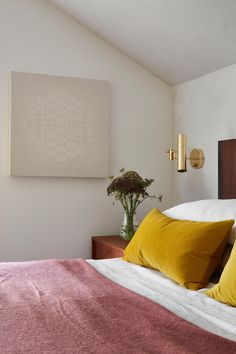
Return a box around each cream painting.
[9,71,109,177]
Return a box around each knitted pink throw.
[0,258,235,353]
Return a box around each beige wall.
[174,64,236,203]
[0,0,173,261]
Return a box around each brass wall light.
[167,134,205,172]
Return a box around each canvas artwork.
[9,71,110,177]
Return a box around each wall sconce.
[167,134,205,172]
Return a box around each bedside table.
[91,236,129,260]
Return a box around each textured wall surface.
[174,64,236,203]
[0,0,173,261]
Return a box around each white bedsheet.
[87,258,236,342]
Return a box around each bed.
[1,139,236,353]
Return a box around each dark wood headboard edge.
[218,139,236,199]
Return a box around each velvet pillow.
[164,200,236,244]
[123,209,234,290]
[206,241,236,306]
[215,244,232,277]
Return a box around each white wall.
[0,0,173,261]
[174,64,236,203]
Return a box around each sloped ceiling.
[48,0,236,85]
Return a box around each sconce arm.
[166,149,177,161]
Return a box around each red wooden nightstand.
[91,236,129,259]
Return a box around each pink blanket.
[0,258,235,354]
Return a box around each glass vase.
[120,210,138,241]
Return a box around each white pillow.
[164,199,236,245]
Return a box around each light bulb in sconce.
[166,134,205,172]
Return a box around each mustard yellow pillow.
[206,241,236,306]
[123,209,234,290]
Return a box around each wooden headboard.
[218,139,236,199]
